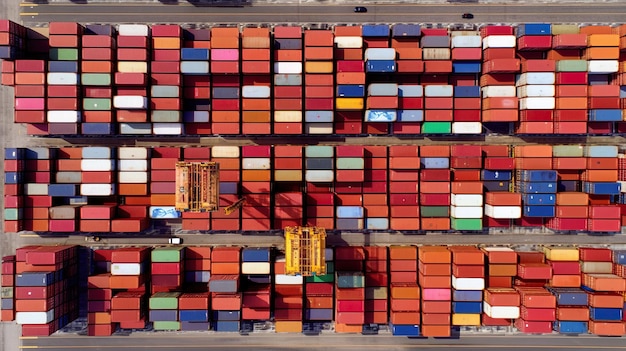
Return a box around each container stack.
[25,148,53,232]
[480,25,518,125]
[149,292,181,331]
[272,26,303,135]
[118,147,149,222]
[241,28,271,135]
[304,29,334,135]
[546,145,587,231]
[335,146,365,230]
[395,83,423,135]
[149,148,178,222]
[364,246,388,325]
[13,59,45,127]
[583,146,621,232]
[49,148,82,232]
[334,25,364,135]
[451,30,482,135]
[180,28,211,136]
[0,19,27,59]
[513,251,554,333]
[15,246,79,336]
[111,291,146,330]
[586,32,620,134]
[178,292,210,331]
[514,145,556,228]
[109,247,150,330]
[0,255,15,322]
[334,246,365,333]
[210,247,241,332]
[549,286,590,334]
[273,145,303,214]
[363,146,388,230]
[481,247,517,326]
[392,25,422,135]
[211,146,241,231]
[482,146,516,228]
[418,246,452,337]
[450,146,484,231]
[450,246,484,328]
[211,27,240,135]
[304,145,334,216]
[420,146,451,231]
[363,25,394,131]
[4,148,23,233]
[241,248,272,322]
[389,246,420,337]
[184,246,211,286]
[241,146,271,231]
[421,29,453,134]
[544,246,581,288]
[87,249,113,336]
[389,145,420,231]
[274,256,304,333]
[151,247,184,294]
[302,248,333,330]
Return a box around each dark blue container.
[483,181,510,192]
[5,148,23,160]
[549,288,588,306]
[391,324,420,336]
[481,170,512,181]
[242,248,271,262]
[524,205,556,217]
[306,158,334,170]
[85,24,115,36]
[306,308,333,320]
[24,148,51,160]
[184,99,211,111]
[337,85,365,97]
[15,272,55,287]
[366,60,396,73]
[82,123,113,135]
[0,46,17,60]
[5,172,21,184]
[362,25,390,37]
[454,86,481,98]
[613,250,626,264]
[589,308,622,321]
[149,310,178,322]
[392,24,421,37]
[583,182,621,195]
[523,194,556,205]
[219,182,238,194]
[452,62,481,74]
[181,321,210,331]
[517,23,552,37]
[179,309,209,322]
[48,184,77,197]
[520,182,557,194]
[213,310,240,321]
[557,180,578,192]
[181,48,210,61]
[589,109,622,122]
[520,170,557,182]
[213,321,240,332]
[185,271,210,283]
[245,275,272,284]
[48,61,78,73]
[554,321,587,334]
[621,86,626,99]
[1,298,13,310]
[452,301,482,314]
[453,290,483,302]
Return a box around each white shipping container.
[274,110,302,122]
[111,263,143,276]
[483,247,515,254]
[25,183,48,195]
[481,86,516,97]
[451,35,482,48]
[482,35,517,49]
[425,85,454,97]
[47,72,78,85]
[117,61,148,73]
[306,170,334,182]
[451,194,483,207]
[212,146,240,158]
[118,147,148,160]
[118,171,148,184]
[184,111,209,123]
[118,160,148,171]
[118,24,149,36]
[149,206,179,219]
[483,303,520,319]
[450,31,481,37]
[15,310,55,325]
[368,83,398,96]
[580,261,613,274]
[452,276,485,290]
[274,62,302,74]
[242,85,271,98]
[81,159,114,171]
[305,122,333,134]
[305,111,333,123]
[588,60,619,73]
[120,123,152,135]
[516,72,556,85]
[422,48,451,60]
[242,158,271,170]
[398,85,423,97]
[241,262,271,275]
[113,95,148,109]
[47,110,81,123]
[364,48,396,61]
[520,97,555,110]
[517,85,555,97]
[180,61,209,74]
[450,206,483,219]
[153,123,183,135]
[275,274,303,285]
[334,36,363,49]
[485,204,522,219]
[81,184,115,196]
[452,122,482,134]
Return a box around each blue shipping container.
[523,193,556,205]
[365,110,397,122]
[613,250,626,264]
[481,170,512,181]
[181,321,210,331]
[5,148,22,160]
[549,289,589,306]
[15,272,55,287]
[48,61,79,73]
[82,147,112,159]
[305,110,334,123]
[242,248,271,262]
[365,218,389,230]
[336,218,364,230]
[517,23,552,37]
[520,170,557,182]
[554,321,587,334]
[306,308,333,320]
[183,111,210,123]
[181,48,210,61]
[397,110,424,122]
[337,85,365,97]
[392,24,421,37]
[5,172,21,184]
[454,86,481,98]
[589,308,622,321]
[452,62,482,74]
[219,182,238,195]
[213,321,240,332]
[391,324,420,336]
[179,310,209,322]
[185,271,211,283]
[336,206,364,218]
[366,60,396,73]
[589,109,622,122]
[25,147,51,160]
[149,310,178,322]
[452,301,482,314]
[213,310,240,321]
[82,123,113,135]
[48,184,77,197]
[583,182,621,195]
[520,182,557,194]
[524,205,556,217]
[453,290,483,302]
[421,157,450,169]
[398,85,423,97]
[362,24,390,37]
[558,180,578,192]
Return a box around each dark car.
[354,7,367,13]
[462,13,474,19]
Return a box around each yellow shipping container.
[117,61,148,73]
[305,61,333,74]
[274,170,303,182]
[152,37,181,50]
[336,98,364,110]
[588,34,620,47]
[452,314,481,326]
[274,111,302,122]
[275,321,302,333]
[551,24,580,35]
[585,47,619,60]
[543,247,579,261]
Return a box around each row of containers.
[4,144,626,234]
[1,245,626,337]
[4,21,626,136]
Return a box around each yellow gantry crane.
[284,226,326,276]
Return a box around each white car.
[168,237,182,245]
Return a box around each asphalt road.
[18,333,626,351]
[18,2,626,25]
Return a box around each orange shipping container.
[587,34,620,47]
[424,60,452,73]
[514,145,553,157]
[481,109,518,122]
[556,307,589,321]
[421,325,451,337]
[242,48,271,61]
[305,74,334,86]
[552,157,586,170]
[588,321,626,336]
[488,264,518,276]
[580,26,613,35]
[390,311,420,324]
[211,27,239,37]
[275,50,302,62]
[210,36,239,49]
[582,170,618,182]
[334,26,362,36]
[395,47,422,60]
[420,218,450,231]
[485,192,521,206]
[304,46,333,60]
[242,99,271,111]
[334,48,363,60]
[587,157,618,169]
[389,246,417,260]
[556,85,588,97]
[556,192,589,206]
[418,246,451,264]
[304,30,334,47]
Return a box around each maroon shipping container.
[556,72,587,85]
[15,85,45,98]
[336,60,364,72]
[152,24,182,37]
[481,26,514,36]
[549,261,580,275]
[306,283,333,296]
[15,60,45,72]
[117,48,147,61]
[48,85,79,98]
[49,22,83,35]
[115,73,148,86]
[82,48,113,61]
[579,248,612,262]
[117,36,148,48]
[81,35,114,48]
[517,36,552,51]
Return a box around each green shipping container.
[306,274,334,283]
[81,74,111,86]
[451,218,483,231]
[151,247,184,262]
[336,272,365,288]
[305,146,334,158]
[420,206,450,218]
[152,321,181,331]
[83,98,112,111]
[422,122,452,134]
[336,158,364,170]
[365,286,388,300]
[4,209,20,221]
[149,292,181,309]
[556,60,587,72]
[49,48,79,61]
[551,24,580,35]
[151,110,182,123]
[552,145,584,157]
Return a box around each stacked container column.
[28,148,54,232]
[389,246,420,337]
[115,147,148,230]
[421,29,453,134]
[586,32,621,133]
[302,249,333,331]
[181,28,211,135]
[178,292,210,331]
[4,148,24,232]
[364,246,388,325]
[210,27,240,135]
[304,29,334,135]
[334,25,364,135]
[583,146,622,232]
[150,248,185,330]
[274,256,304,333]
[211,146,241,230]
[391,24,422,135]
[0,255,16,322]
[273,26,304,135]
[241,28,271,135]
[241,248,272,323]
[483,146,520,228]
[334,247,365,333]
[210,247,242,332]
[481,247,518,326]
[389,146,419,231]
[513,251,554,333]
[450,145,483,231]
[420,146,451,231]
[87,249,114,336]
[241,146,271,231]
[450,246,484,328]
[335,146,365,230]
[14,59,46,128]
[418,246,451,337]
[451,30,482,135]
[362,146,388,230]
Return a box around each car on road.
[168,237,183,245]
[354,7,368,13]
[462,13,474,19]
